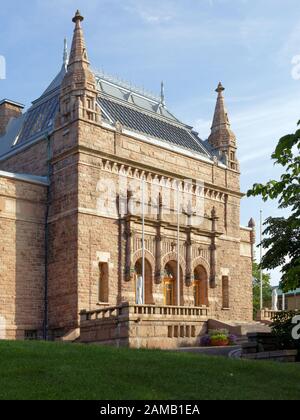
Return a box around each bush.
[271,310,300,353]
[208,329,229,337]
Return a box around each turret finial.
[216,82,225,94]
[72,10,84,24]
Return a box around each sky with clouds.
[1,0,299,286]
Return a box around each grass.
[0,340,299,400]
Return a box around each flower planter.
[211,338,229,347]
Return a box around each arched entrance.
[163,261,183,306]
[193,265,208,307]
[134,258,153,304]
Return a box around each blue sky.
[1,0,299,285]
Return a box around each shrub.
[271,310,300,352]
[208,329,229,337]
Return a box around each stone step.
[208,319,271,336]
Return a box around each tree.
[252,262,272,317]
[248,122,300,292]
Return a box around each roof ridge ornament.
[63,37,69,69]
[161,81,166,108]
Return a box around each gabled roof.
[0,65,212,161]
[96,72,210,157]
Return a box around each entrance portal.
[193,265,208,307]
[134,258,153,304]
[163,261,183,306]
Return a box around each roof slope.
[0,68,212,160]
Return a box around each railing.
[80,303,209,322]
[133,304,209,317]
[81,306,122,321]
[257,308,281,322]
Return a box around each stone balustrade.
[80,303,209,322]
[256,308,281,323]
[80,303,209,348]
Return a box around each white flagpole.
[142,177,145,305]
[177,182,180,307]
[260,209,263,310]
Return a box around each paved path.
[175,345,241,357]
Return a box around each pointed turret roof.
[208,82,236,150]
[211,82,230,131]
[68,10,89,69]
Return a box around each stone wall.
[0,172,47,339]
[0,140,49,176]
[0,113,254,339]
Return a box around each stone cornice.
[51,145,243,199]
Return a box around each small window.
[222,276,230,309]
[230,151,235,161]
[99,262,109,303]
[25,330,38,341]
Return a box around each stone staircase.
[208,319,271,336]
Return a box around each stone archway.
[134,258,154,304]
[193,265,208,307]
[192,256,210,274]
[163,260,184,306]
[162,252,186,274]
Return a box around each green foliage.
[210,333,228,341]
[248,123,300,292]
[252,263,272,317]
[208,329,229,337]
[271,310,300,352]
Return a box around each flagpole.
[142,176,145,305]
[260,209,263,310]
[177,182,180,307]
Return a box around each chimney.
[0,99,24,136]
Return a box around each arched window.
[99,262,109,303]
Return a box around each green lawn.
[0,340,299,400]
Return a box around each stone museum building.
[0,11,256,347]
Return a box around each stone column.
[185,213,192,287]
[155,193,163,284]
[124,191,135,282]
[210,207,218,288]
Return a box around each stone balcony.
[80,303,209,349]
